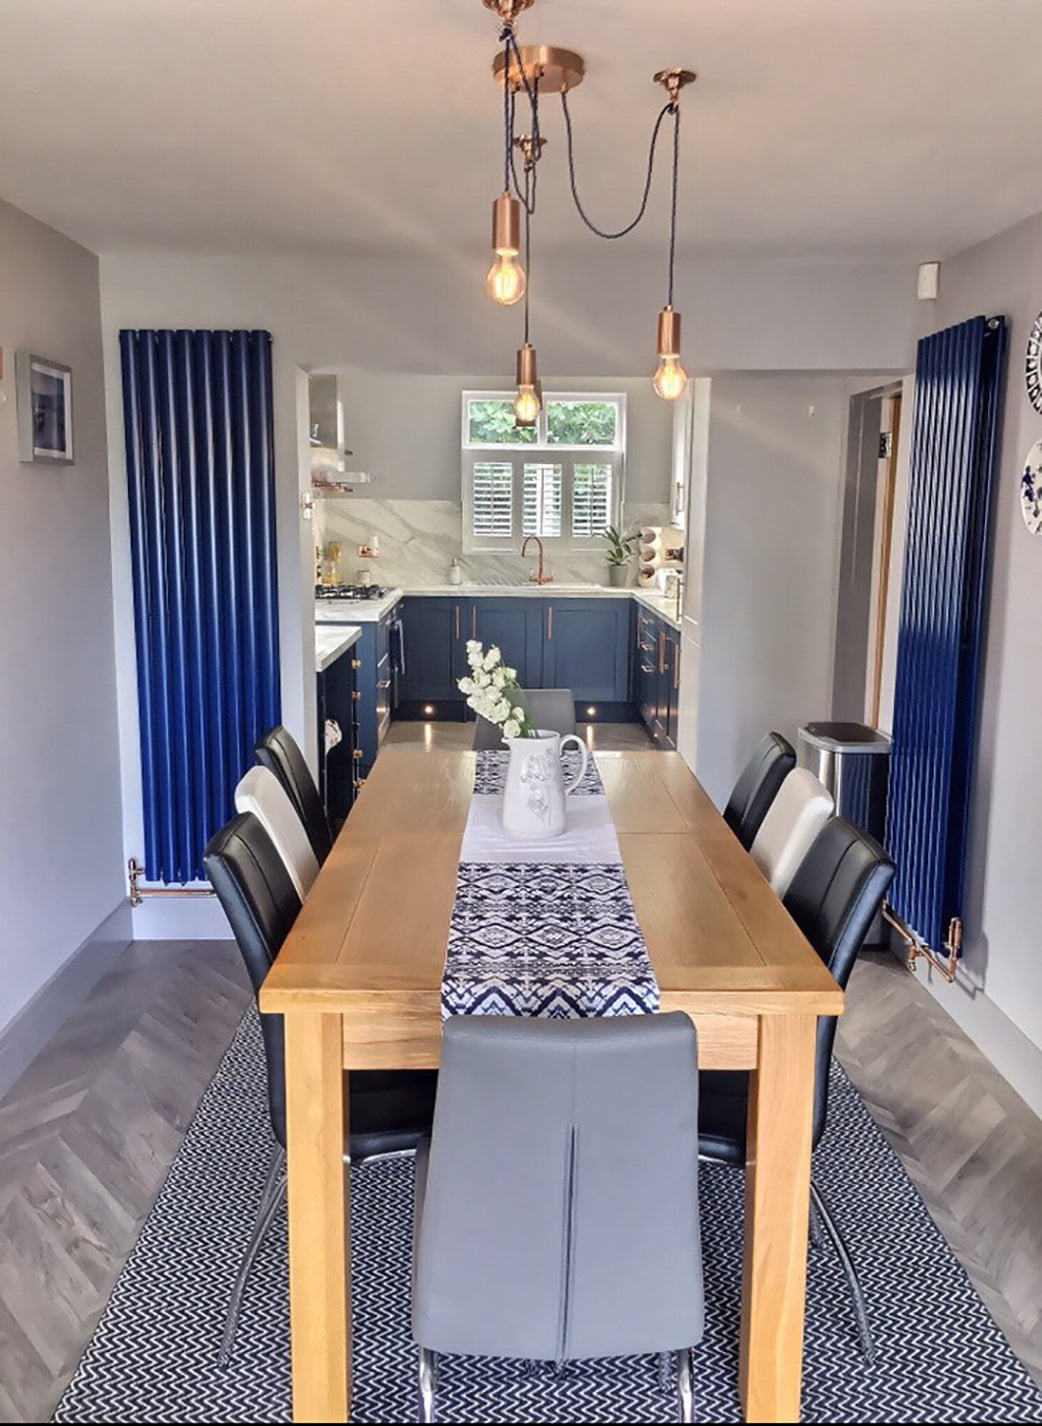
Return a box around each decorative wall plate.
[1022,439,1042,534]
[1027,312,1042,414]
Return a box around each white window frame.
[462,391,626,553]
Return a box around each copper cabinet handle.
[455,604,460,639]
[674,639,680,689]
[547,605,554,639]
[659,631,666,674]
[471,606,477,639]
[351,658,362,670]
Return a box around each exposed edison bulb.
[653,354,688,401]
[513,384,541,425]
[485,252,526,305]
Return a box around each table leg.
[285,1012,350,1423]
[739,1013,816,1423]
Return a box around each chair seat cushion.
[350,1070,438,1159]
[697,1071,749,1166]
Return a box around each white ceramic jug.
[501,729,589,838]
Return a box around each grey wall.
[335,371,671,503]
[915,213,1042,1067]
[696,375,850,804]
[0,199,124,1041]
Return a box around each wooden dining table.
[259,745,844,1424]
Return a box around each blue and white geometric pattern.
[442,750,660,1019]
[54,1011,1042,1424]
[473,747,603,797]
[442,863,661,1018]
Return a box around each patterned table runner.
[441,750,661,1018]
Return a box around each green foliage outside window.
[467,397,618,446]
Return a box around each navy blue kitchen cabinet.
[355,607,398,774]
[468,597,544,689]
[541,598,632,709]
[395,593,640,723]
[317,648,359,827]
[397,596,469,717]
[634,603,680,748]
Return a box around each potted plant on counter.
[604,525,637,587]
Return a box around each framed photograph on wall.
[16,352,73,464]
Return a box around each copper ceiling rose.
[492,43,586,95]
[482,0,534,20]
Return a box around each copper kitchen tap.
[521,534,553,585]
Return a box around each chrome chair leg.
[657,1349,675,1394]
[810,1179,874,1363]
[418,1346,437,1423]
[676,1346,695,1424]
[220,1145,287,1366]
[809,1192,824,1250]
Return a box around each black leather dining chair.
[698,816,895,1361]
[472,688,577,749]
[204,811,437,1365]
[254,724,333,864]
[412,1013,704,1422]
[723,731,796,848]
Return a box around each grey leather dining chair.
[472,687,577,749]
[412,1013,704,1422]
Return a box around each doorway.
[831,383,903,726]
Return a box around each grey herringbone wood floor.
[1,909,1040,1417]
[835,952,1042,1390]
[0,940,250,1423]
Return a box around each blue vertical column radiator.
[886,315,1006,976]
[121,329,280,886]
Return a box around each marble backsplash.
[314,498,672,588]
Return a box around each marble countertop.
[315,624,362,672]
[314,588,404,624]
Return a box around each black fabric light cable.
[561,89,674,240]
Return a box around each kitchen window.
[462,393,625,552]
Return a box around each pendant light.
[480,1,695,399]
[512,134,542,427]
[486,192,525,305]
[652,71,690,402]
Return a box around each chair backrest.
[203,812,303,1147]
[783,815,895,1146]
[472,688,577,749]
[254,724,332,864]
[750,766,834,896]
[413,1013,703,1362]
[723,732,796,848]
[234,765,320,901]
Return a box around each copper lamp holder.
[491,191,521,254]
[657,305,682,357]
[516,342,538,389]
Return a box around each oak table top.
[260,747,843,1022]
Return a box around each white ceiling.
[1,0,1040,261]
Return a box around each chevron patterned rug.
[54,1011,1042,1423]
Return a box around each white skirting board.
[0,900,133,1098]
[130,891,231,941]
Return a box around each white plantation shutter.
[471,461,513,539]
[571,462,612,539]
[523,463,563,537]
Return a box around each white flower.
[483,647,501,671]
[474,669,490,689]
[502,666,517,682]
[492,667,507,688]
[466,639,481,656]
[513,706,525,720]
[503,718,520,739]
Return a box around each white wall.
[695,375,850,804]
[880,212,1042,1109]
[0,200,124,1041]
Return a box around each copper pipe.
[883,903,961,983]
[128,857,216,908]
